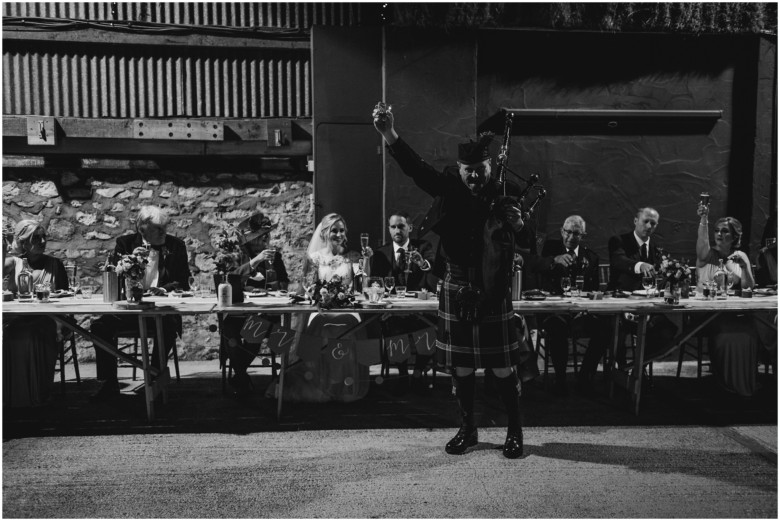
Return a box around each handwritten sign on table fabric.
[267,323,296,355]
[412,327,437,355]
[385,334,411,363]
[240,315,273,343]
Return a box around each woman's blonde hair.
[319,213,347,243]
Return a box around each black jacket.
[115,233,191,292]
[370,239,437,291]
[607,232,661,291]
[536,239,600,295]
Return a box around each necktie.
[640,243,648,262]
[397,248,407,272]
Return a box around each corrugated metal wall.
[3,45,310,118]
[2,3,364,118]
[3,2,361,28]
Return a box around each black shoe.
[411,376,430,396]
[229,371,253,396]
[393,375,410,396]
[90,381,120,402]
[553,377,568,397]
[445,425,478,455]
[503,429,523,459]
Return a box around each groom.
[373,103,525,459]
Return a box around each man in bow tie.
[371,211,438,394]
[90,205,191,401]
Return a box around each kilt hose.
[436,271,521,369]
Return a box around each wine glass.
[575,275,585,297]
[642,275,655,298]
[383,276,396,297]
[560,276,571,297]
[188,275,199,296]
[360,233,369,252]
[726,271,738,296]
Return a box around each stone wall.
[3,167,313,362]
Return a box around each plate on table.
[170,291,193,298]
[754,288,778,296]
[358,300,392,309]
[49,290,74,298]
[245,290,269,297]
[522,290,548,301]
[632,290,656,297]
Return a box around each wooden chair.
[56,330,81,392]
[116,329,181,382]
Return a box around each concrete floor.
[3,361,777,518]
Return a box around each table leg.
[154,315,168,404]
[609,314,621,400]
[631,315,650,416]
[277,312,291,420]
[137,316,155,422]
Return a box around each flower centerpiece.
[213,226,242,278]
[114,246,149,303]
[656,253,692,303]
[310,275,355,309]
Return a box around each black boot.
[495,371,523,459]
[445,372,478,455]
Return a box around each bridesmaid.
[3,220,68,407]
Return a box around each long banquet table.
[4,292,776,420]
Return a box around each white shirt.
[143,249,160,290]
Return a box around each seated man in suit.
[371,211,438,394]
[534,215,609,395]
[90,205,190,400]
[608,207,676,365]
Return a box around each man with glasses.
[532,215,607,395]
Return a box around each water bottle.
[17,258,34,302]
[218,275,232,307]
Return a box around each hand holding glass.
[642,275,655,298]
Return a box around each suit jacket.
[233,251,289,289]
[370,238,437,291]
[115,233,191,292]
[607,232,661,291]
[536,239,600,295]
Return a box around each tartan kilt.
[436,272,520,369]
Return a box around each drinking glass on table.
[574,275,584,297]
[383,276,396,297]
[188,275,199,296]
[560,276,571,297]
[395,285,407,299]
[642,275,655,298]
[81,285,95,299]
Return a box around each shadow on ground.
[4,366,776,439]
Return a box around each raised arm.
[696,203,710,267]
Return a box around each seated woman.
[222,212,289,396]
[3,220,68,407]
[279,213,373,403]
[695,204,760,397]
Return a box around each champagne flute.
[360,233,370,252]
[383,276,396,297]
[642,275,655,299]
[560,276,571,297]
[188,275,199,296]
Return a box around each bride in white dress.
[281,213,373,402]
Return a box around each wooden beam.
[2,136,312,157]
[2,26,310,50]
[3,116,313,141]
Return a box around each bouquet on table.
[656,252,692,302]
[212,225,243,276]
[114,246,150,303]
[311,275,355,309]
